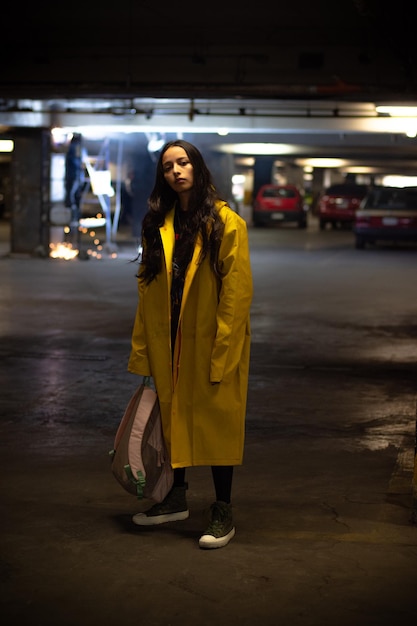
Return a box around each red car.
[252,184,307,228]
[318,183,368,230]
[354,186,417,249]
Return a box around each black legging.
[173,466,234,504]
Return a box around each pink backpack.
[110,380,174,503]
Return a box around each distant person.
[64,133,85,224]
[128,140,253,549]
[120,169,135,226]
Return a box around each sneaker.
[132,483,189,526]
[198,501,235,549]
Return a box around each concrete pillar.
[130,145,155,239]
[11,128,50,256]
[253,156,275,197]
[311,167,325,213]
[205,151,234,205]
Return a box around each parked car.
[353,186,417,249]
[318,183,368,230]
[252,184,307,228]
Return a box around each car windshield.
[366,187,417,210]
[263,188,296,198]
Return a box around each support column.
[205,150,235,208]
[253,156,275,197]
[311,167,325,214]
[11,128,50,256]
[130,144,155,240]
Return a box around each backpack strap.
[124,464,146,498]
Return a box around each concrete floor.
[0,217,416,626]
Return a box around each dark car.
[353,186,417,249]
[318,183,368,230]
[252,184,307,228]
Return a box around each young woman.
[128,140,253,549]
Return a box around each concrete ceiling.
[1,0,416,175]
[1,0,415,101]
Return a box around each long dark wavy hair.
[139,140,225,284]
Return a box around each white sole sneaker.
[132,509,189,526]
[199,526,235,549]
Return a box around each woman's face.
[162,146,194,196]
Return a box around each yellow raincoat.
[128,201,253,468]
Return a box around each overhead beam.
[1,110,416,136]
